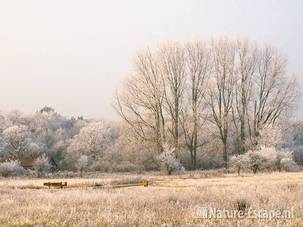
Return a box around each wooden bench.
[43,182,67,189]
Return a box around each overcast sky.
[0,0,302,119]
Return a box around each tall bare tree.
[232,39,258,154]
[248,45,299,145]
[114,49,166,152]
[159,43,186,154]
[207,39,237,168]
[181,41,210,169]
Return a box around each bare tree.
[248,45,299,145]
[207,38,237,168]
[114,49,166,152]
[232,39,258,154]
[181,41,210,169]
[159,43,186,154]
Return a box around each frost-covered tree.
[2,125,41,163]
[181,41,210,170]
[0,160,26,177]
[0,107,87,169]
[207,38,237,168]
[29,108,85,157]
[114,48,166,154]
[26,107,88,168]
[115,38,299,170]
[65,121,119,169]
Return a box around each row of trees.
[115,38,299,169]
[0,107,157,176]
[0,107,87,175]
[0,110,302,177]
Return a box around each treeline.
[0,108,302,177]
[0,107,160,176]
[0,38,302,177]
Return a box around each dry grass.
[0,172,302,226]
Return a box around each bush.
[33,155,51,177]
[0,160,26,177]
[293,147,303,165]
[280,157,298,172]
[276,149,297,172]
[229,155,249,176]
[229,146,298,174]
[247,150,269,173]
[238,147,279,173]
[157,144,184,175]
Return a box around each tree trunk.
[193,149,197,170]
[190,150,194,170]
[174,93,179,154]
[189,147,197,170]
[252,165,258,174]
[223,139,228,169]
[239,106,245,154]
[193,103,198,170]
[239,71,246,154]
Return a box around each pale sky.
[0,0,302,119]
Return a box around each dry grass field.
[0,172,303,226]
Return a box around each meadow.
[0,172,302,226]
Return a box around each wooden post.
[143,180,148,187]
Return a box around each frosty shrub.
[157,144,184,175]
[280,157,298,172]
[276,149,298,172]
[231,146,298,174]
[293,147,303,165]
[254,147,298,172]
[0,160,26,177]
[229,147,274,174]
[76,155,88,177]
[255,146,277,169]
[247,147,277,173]
[33,155,51,177]
[229,155,249,176]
